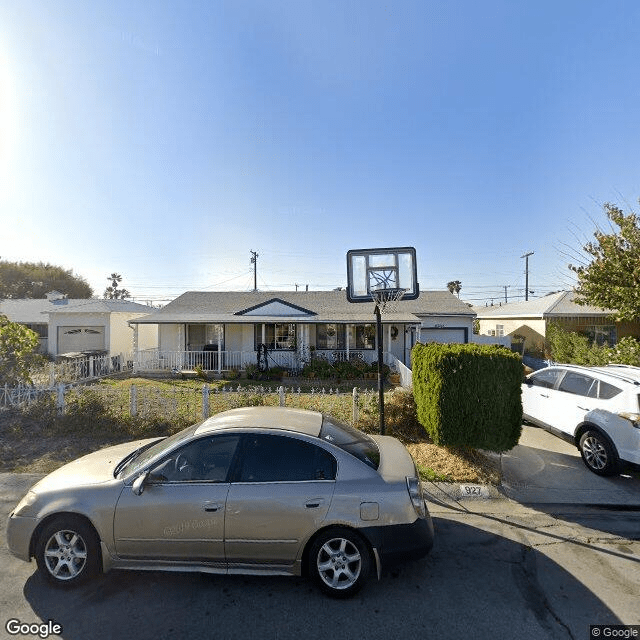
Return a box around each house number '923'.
[434,324,445,329]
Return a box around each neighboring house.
[0,291,157,358]
[129,289,475,373]
[474,291,640,357]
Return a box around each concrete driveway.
[500,424,640,506]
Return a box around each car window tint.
[150,435,240,483]
[528,369,562,389]
[558,372,597,397]
[319,415,380,469]
[598,381,622,399]
[238,434,336,482]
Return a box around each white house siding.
[159,324,182,351]
[110,313,157,355]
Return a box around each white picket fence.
[0,382,378,425]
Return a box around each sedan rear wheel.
[309,528,370,598]
[35,516,100,586]
[579,429,619,477]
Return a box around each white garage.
[57,326,106,354]
[420,327,469,344]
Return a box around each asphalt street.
[1,425,639,640]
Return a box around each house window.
[316,324,345,350]
[316,324,375,350]
[187,324,224,351]
[27,323,48,338]
[584,325,616,346]
[496,324,505,337]
[255,324,296,350]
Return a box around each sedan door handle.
[202,502,220,512]
[305,499,325,509]
[540,394,549,398]
[577,406,590,411]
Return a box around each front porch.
[133,348,388,375]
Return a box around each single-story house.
[0,291,157,357]
[474,290,640,357]
[129,289,476,373]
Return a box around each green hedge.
[412,342,522,452]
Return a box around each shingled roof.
[473,291,615,319]
[130,290,474,325]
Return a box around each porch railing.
[134,349,410,385]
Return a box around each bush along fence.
[1,382,379,427]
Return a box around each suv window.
[598,381,622,399]
[558,372,598,397]
[528,369,563,389]
[238,434,337,482]
[319,415,380,469]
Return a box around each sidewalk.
[425,424,640,512]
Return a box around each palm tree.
[104,273,130,299]
[447,280,462,298]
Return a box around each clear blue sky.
[2,1,640,306]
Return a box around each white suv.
[522,364,640,476]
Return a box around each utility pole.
[521,251,534,301]
[250,250,258,291]
[503,285,509,304]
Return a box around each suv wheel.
[309,528,370,598]
[579,429,619,477]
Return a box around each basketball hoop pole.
[375,304,385,435]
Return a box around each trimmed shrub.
[412,342,522,452]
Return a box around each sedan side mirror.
[132,471,149,496]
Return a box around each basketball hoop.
[370,287,406,314]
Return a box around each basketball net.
[370,287,406,314]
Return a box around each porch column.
[217,325,223,374]
[346,324,351,360]
[178,324,185,368]
[132,324,139,374]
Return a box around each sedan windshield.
[116,423,201,478]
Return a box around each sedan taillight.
[406,476,426,517]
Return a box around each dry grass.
[0,379,503,484]
[406,443,501,484]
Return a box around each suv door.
[522,368,565,428]
[224,434,337,569]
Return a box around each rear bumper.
[361,516,434,568]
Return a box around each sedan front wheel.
[35,516,100,586]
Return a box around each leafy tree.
[103,273,130,299]
[0,315,41,385]
[570,203,640,320]
[447,280,462,297]
[0,261,93,299]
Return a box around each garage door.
[57,326,105,353]
[420,328,467,344]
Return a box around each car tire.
[309,528,370,598]
[579,429,619,477]
[35,516,101,587]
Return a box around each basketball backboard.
[346,246,419,303]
